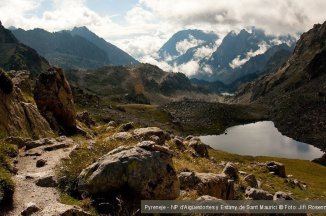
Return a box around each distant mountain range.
[158,29,218,66]
[11,27,138,70]
[0,23,50,76]
[156,28,297,85]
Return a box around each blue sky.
[86,0,138,19]
[28,0,139,24]
[0,0,325,65]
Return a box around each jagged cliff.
[0,69,53,138]
[34,67,77,134]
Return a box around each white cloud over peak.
[175,35,204,55]
[174,60,200,76]
[193,44,218,60]
[229,41,270,69]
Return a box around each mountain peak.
[0,24,50,75]
[72,26,91,32]
[11,26,138,68]
[239,29,250,35]
[0,22,18,43]
[158,29,218,61]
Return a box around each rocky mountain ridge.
[65,63,209,105]
[157,29,218,65]
[234,21,326,151]
[11,27,138,70]
[157,28,296,86]
[0,22,50,76]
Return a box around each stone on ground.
[77,142,179,200]
[188,138,209,157]
[245,188,273,200]
[266,161,286,178]
[222,162,239,180]
[178,172,234,200]
[244,174,258,188]
[133,127,166,145]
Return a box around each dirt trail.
[5,139,80,215]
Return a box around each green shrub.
[0,143,16,206]
[0,167,14,206]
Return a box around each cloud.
[193,44,218,60]
[139,0,326,35]
[175,35,204,55]
[126,6,155,25]
[0,0,42,26]
[173,60,200,76]
[202,64,213,75]
[140,55,174,72]
[229,41,270,69]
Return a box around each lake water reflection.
[200,121,324,160]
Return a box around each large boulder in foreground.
[34,67,76,134]
[77,142,180,200]
[178,172,234,200]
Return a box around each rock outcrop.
[4,136,73,150]
[0,70,53,137]
[273,191,293,200]
[34,67,77,134]
[196,195,220,201]
[245,188,273,200]
[222,162,239,180]
[40,203,91,216]
[21,202,40,216]
[109,132,134,141]
[77,111,95,128]
[119,122,134,132]
[243,174,258,188]
[178,172,234,200]
[77,142,180,200]
[188,138,209,157]
[133,127,166,145]
[266,161,286,178]
[172,138,186,151]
